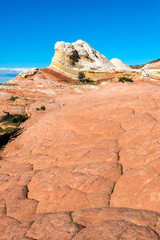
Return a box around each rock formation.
[14,40,160,82]
[143,59,160,69]
[51,40,115,74]
[49,40,140,81]
[140,59,160,80]
[14,40,148,82]
[110,58,132,71]
[19,67,39,78]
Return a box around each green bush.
[3,127,18,134]
[0,113,28,150]
[78,72,86,82]
[9,96,19,102]
[118,77,134,83]
[0,113,28,126]
[9,114,28,124]
[78,72,93,84]
[0,126,17,134]
[85,78,94,83]
[2,83,18,86]
[40,105,46,111]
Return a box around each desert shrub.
[85,78,94,83]
[40,105,46,111]
[9,96,19,102]
[0,113,27,150]
[118,77,134,83]
[0,127,4,133]
[3,127,18,134]
[0,113,12,122]
[0,113,28,125]
[9,114,28,124]
[130,64,144,69]
[78,72,93,84]
[2,83,18,86]
[78,72,86,82]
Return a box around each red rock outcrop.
[0,75,160,239]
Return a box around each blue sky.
[0,0,160,69]
[0,68,27,82]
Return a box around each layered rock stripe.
[0,77,160,239]
[49,40,141,82]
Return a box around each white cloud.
[0,68,30,83]
[0,68,28,76]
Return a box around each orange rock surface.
[0,75,160,239]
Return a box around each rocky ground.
[0,75,160,239]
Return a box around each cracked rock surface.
[0,79,160,239]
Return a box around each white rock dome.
[110,58,131,70]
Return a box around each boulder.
[19,67,39,78]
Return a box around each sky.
[0,68,27,82]
[0,0,160,70]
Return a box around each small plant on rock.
[118,77,134,83]
[9,96,19,102]
[40,105,46,111]
[78,72,93,84]
[78,72,86,82]
[0,113,28,126]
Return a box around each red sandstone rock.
[0,76,160,239]
[72,221,160,240]
[0,216,31,239]
[26,212,82,239]
[28,167,114,213]
[72,207,160,235]
[110,158,160,212]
